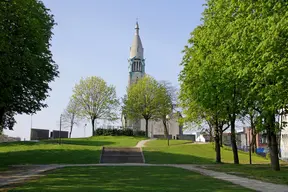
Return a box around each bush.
[94,128,138,136]
[134,130,146,136]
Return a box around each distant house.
[196,134,206,142]
[280,114,288,160]
[222,127,268,154]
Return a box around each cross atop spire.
[135,19,139,35]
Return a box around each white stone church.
[122,22,183,139]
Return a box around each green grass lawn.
[143,140,270,164]
[8,166,253,192]
[202,164,288,185]
[0,136,145,168]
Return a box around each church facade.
[123,22,183,139]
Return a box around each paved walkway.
[135,138,156,147]
[1,163,288,191]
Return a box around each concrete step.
[100,156,144,163]
[100,147,144,164]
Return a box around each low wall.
[153,135,172,139]
[0,134,21,143]
[177,134,196,141]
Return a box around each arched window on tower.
[137,61,139,71]
[139,61,141,71]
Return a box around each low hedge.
[94,128,145,136]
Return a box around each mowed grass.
[8,166,253,192]
[143,140,270,164]
[0,136,145,168]
[203,164,288,185]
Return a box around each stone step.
[100,156,144,164]
[103,147,141,152]
[100,147,144,164]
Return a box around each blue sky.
[5,0,206,139]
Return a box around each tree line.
[64,75,177,139]
[179,0,288,171]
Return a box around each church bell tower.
[128,21,145,86]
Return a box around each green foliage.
[124,75,170,136]
[125,75,161,121]
[94,128,145,136]
[72,76,119,135]
[0,0,58,130]
[179,0,288,169]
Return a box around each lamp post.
[59,114,62,145]
[84,123,87,137]
[166,114,170,146]
[248,128,252,164]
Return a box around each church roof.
[130,21,144,59]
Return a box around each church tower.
[128,21,145,86]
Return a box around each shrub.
[134,130,146,136]
[94,128,138,136]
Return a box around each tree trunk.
[251,126,257,153]
[0,107,5,134]
[250,113,257,153]
[230,114,239,164]
[219,128,223,147]
[266,113,280,171]
[145,118,149,137]
[163,119,169,146]
[69,125,73,138]
[163,119,168,138]
[214,119,221,163]
[209,125,214,142]
[91,118,95,136]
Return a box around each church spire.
[130,21,143,59]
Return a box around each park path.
[1,163,288,191]
[135,138,156,147]
[1,138,287,191]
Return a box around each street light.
[59,114,62,145]
[166,114,170,146]
[248,128,252,164]
[84,123,87,137]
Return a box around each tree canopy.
[179,0,288,170]
[124,75,169,137]
[72,76,119,136]
[0,0,58,132]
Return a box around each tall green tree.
[72,76,119,136]
[181,0,288,170]
[0,0,58,132]
[124,75,163,137]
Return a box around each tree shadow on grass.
[0,148,102,168]
[143,150,218,164]
[0,141,44,147]
[0,139,116,148]
[8,166,252,192]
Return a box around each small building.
[50,130,69,139]
[30,128,50,140]
[280,113,288,160]
[196,134,206,142]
